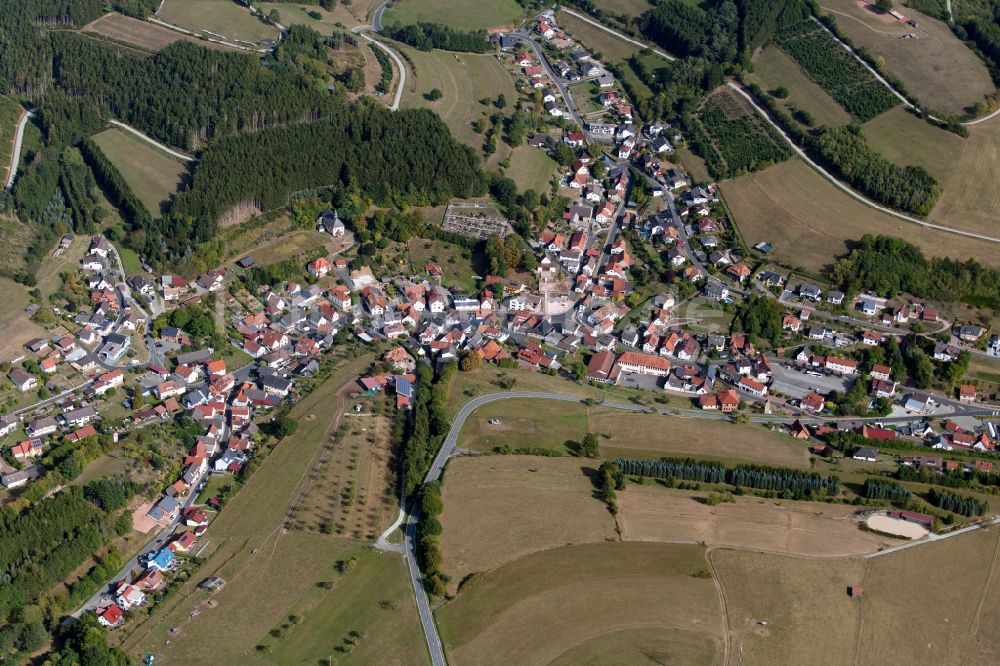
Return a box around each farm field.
[928,117,1000,236]
[82,12,235,52]
[156,0,279,44]
[438,456,617,590]
[459,398,810,468]
[616,485,894,557]
[713,525,1000,665]
[747,46,852,128]
[555,8,646,64]
[862,106,963,183]
[719,157,1000,273]
[436,542,724,666]
[0,95,24,184]
[382,0,524,31]
[398,46,518,160]
[505,145,557,194]
[691,88,791,179]
[776,19,899,122]
[90,127,188,215]
[819,0,994,115]
[119,354,422,663]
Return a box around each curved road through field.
[107,119,196,162]
[727,82,1000,245]
[4,109,32,191]
[381,388,998,665]
[353,30,406,111]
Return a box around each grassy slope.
[91,127,188,215]
[121,354,426,664]
[436,541,723,666]
[157,0,279,42]
[748,46,852,128]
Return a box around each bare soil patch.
[617,485,894,556]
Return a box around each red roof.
[98,604,123,624]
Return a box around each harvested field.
[157,0,279,45]
[712,548,866,666]
[460,399,810,468]
[382,0,524,31]
[82,12,235,52]
[866,513,928,538]
[90,127,188,215]
[720,157,1000,273]
[928,118,1000,237]
[820,0,994,115]
[617,485,894,556]
[438,456,617,591]
[714,525,1000,665]
[436,542,723,666]
[399,46,518,159]
[748,46,852,128]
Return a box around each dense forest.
[831,234,1000,308]
[164,102,484,263]
[49,31,340,151]
[384,22,491,53]
[812,126,941,215]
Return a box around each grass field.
[458,398,811,467]
[157,0,279,44]
[220,214,339,266]
[555,8,645,64]
[438,456,617,590]
[382,0,524,31]
[676,146,712,183]
[714,525,1000,665]
[0,95,24,185]
[748,46,852,128]
[862,105,963,182]
[820,0,993,115]
[121,354,427,663]
[399,46,518,160]
[405,237,478,293]
[436,541,723,666]
[505,145,557,194]
[719,157,1000,273]
[82,12,236,52]
[91,127,188,215]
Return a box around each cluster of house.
[0,393,104,488]
[95,506,211,627]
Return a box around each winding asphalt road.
[353,30,406,111]
[511,30,594,143]
[383,388,998,665]
[4,109,32,191]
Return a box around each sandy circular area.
[867,514,929,539]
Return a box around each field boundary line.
[706,548,732,666]
[726,82,1000,245]
[107,119,196,161]
[559,8,676,62]
[970,529,1000,635]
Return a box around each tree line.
[812,126,941,215]
[864,478,911,502]
[385,22,490,53]
[402,361,456,497]
[927,488,988,517]
[615,457,841,498]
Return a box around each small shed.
[849,586,863,598]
